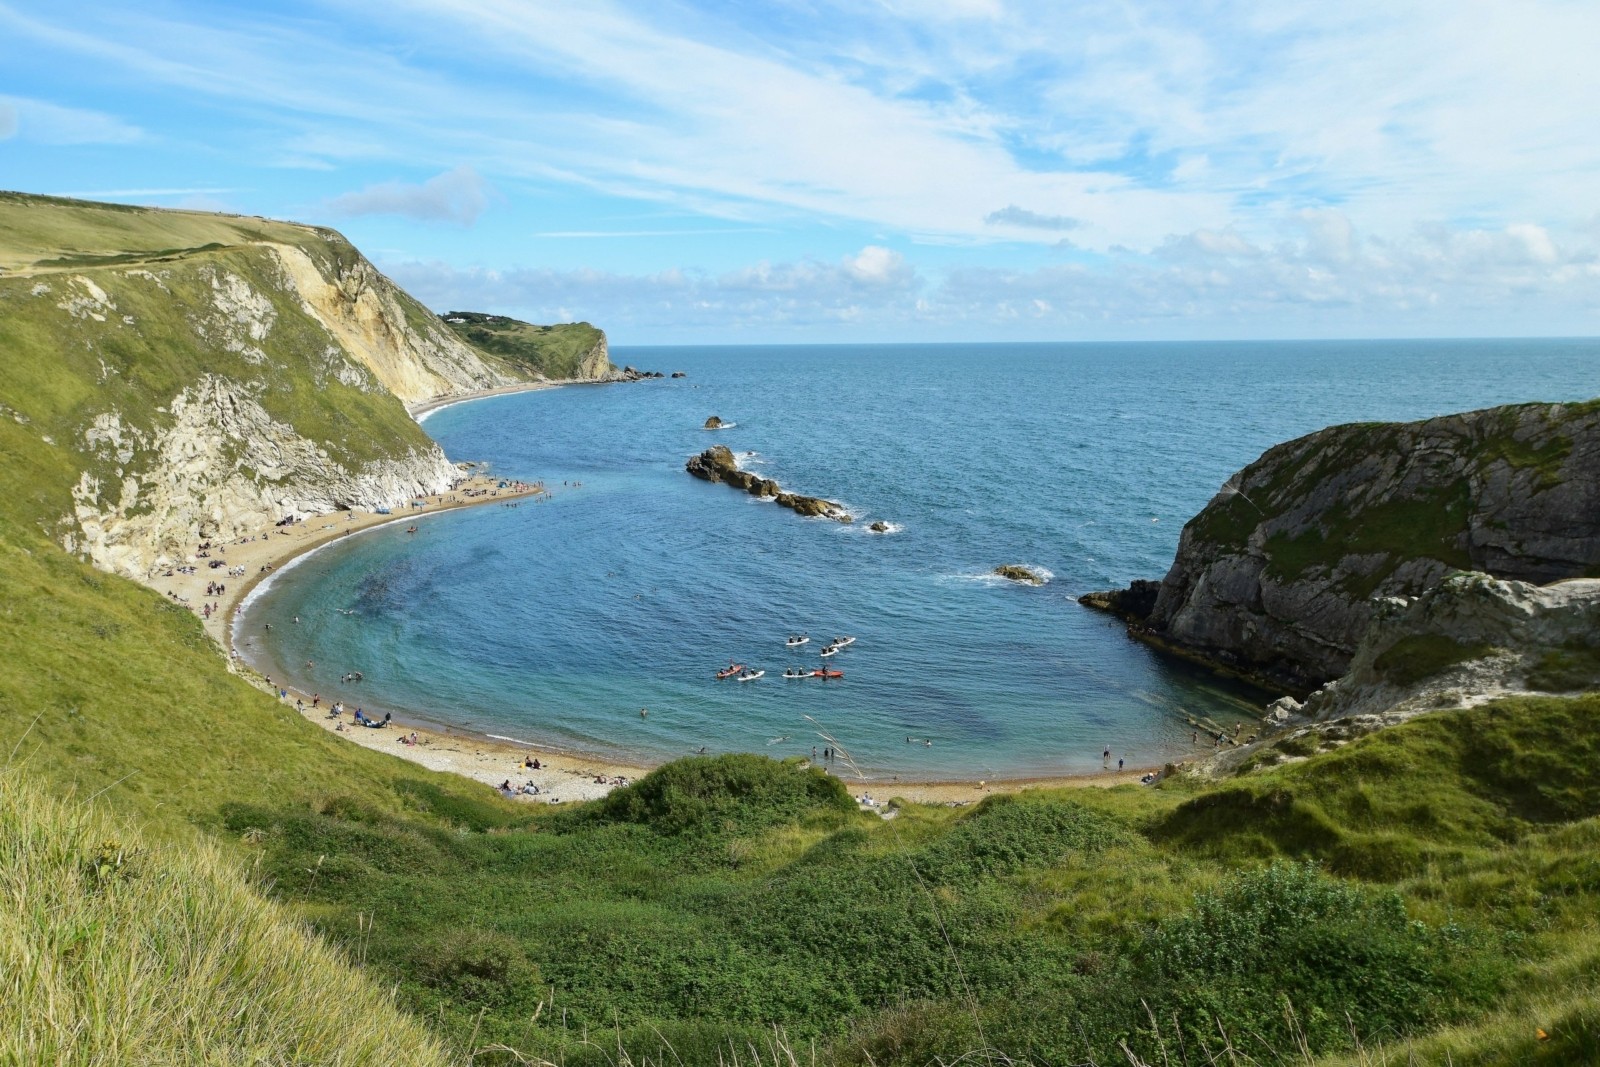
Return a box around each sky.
[2,0,1598,344]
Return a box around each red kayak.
[811,668,843,679]
[715,663,746,679]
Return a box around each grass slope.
[0,190,317,274]
[224,695,1600,1065]
[0,769,454,1067]
[440,311,608,380]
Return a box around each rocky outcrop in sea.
[684,445,852,522]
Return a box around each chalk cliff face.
[0,194,540,580]
[1299,572,1600,723]
[65,374,458,578]
[269,246,518,405]
[1090,401,1600,692]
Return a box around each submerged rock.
[994,565,1045,585]
[704,415,725,429]
[869,521,890,532]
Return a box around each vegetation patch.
[1526,642,1600,692]
[1140,861,1500,1055]
[1265,484,1472,588]
[440,310,607,380]
[1374,633,1494,688]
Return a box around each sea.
[236,339,1600,780]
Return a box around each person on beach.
[1118,756,1124,770]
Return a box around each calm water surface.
[238,339,1600,779]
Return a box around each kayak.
[782,669,809,679]
[785,636,810,646]
[811,669,843,679]
[715,663,746,679]
[832,636,856,647]
[819,646,837,657]
[736,670,765,681]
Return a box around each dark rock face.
[1078,579,1161,622]
[611,365,665,382]
[685,446,851,522]
[704,415,725,429]
[671,371,686,378]
[869,521,890,532]
[1096,400,1600,692]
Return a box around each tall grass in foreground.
[0,769,455,1067]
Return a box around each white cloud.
[383,215,1600,341]
[324,166,491,226]
[0,95,142,145]
[844,246,912,285]
[6,0,1600,337]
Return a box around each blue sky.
[3,0,1598,344]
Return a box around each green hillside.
[440,310,610,380]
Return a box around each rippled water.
[238,339,1600,779]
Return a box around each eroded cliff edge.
[0,192,559,580]
[1083,401,1600,693]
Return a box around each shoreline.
[409,379,559,422]
[156,389,1177,806]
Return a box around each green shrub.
[1138,861,1503,1056]
[1527,643,1600,692]
[587,753,856,836]
[1375,634,1493,688]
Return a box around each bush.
[1137,861,1502,1056]
[588,754,855,836]
[413,929,542,1013]
[1374,634,1492,688]
[1526,643,1600,693]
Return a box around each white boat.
[819,645,837,658]
[782,669,809,679]
[737,669,765,681]
[785,635,810,647]
[832,636,856,647]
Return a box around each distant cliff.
[1083,401,1600,692]
[0,192,547,579]
[439,311,612,381]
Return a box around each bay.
[238,338,1600,779]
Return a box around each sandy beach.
[154,404,1167,808]
[408,379,560,421]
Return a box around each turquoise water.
[238,339,1600,780]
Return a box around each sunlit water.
[238,339,1600,779]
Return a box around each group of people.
[499,778,551,799]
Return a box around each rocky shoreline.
[1084,401,1600,695]
[1080,398,1600,778]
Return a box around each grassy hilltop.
[440,310,612,380]
[1,193,1597,1064]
